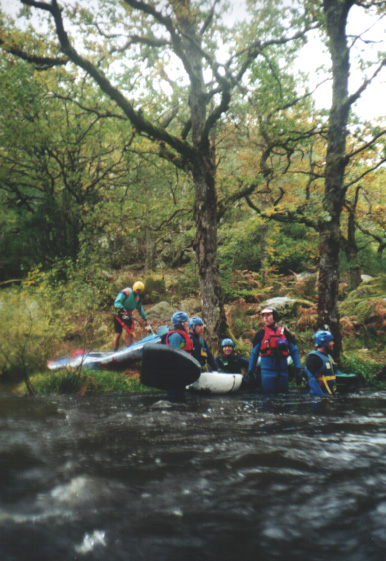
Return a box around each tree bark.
[318,0,354,357]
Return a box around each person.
[216,338,249,373]
[304,329,344,396]
[244,306,302,392]
[113,281,149,351]
[162,311,193,401]
[188,316,218,371]
[163,311,194,352]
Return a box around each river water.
[1,387,386,561]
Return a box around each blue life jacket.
[305,350,337,396]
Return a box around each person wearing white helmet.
[113,281,149,350]
[244,306,302,392]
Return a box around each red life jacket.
[260,326,289,357]
[164,329,194,353]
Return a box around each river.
[1,388,386,561]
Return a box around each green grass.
[17,369,157,395]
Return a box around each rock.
[360,274,374,283]
[294,271,316,281]
[146,301,174,323]
[262,296,313,314]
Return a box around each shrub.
[143,276,166,304]
[340,353,382,386]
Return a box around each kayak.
[187,372,243,394]
[47,327,168,371]
[141,343,201,390]
[140,344,244,394]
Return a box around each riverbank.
[1,267,385,395]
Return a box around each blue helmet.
[314,330,334,349]
[221,338,234,348]
[189,316,204,331]
[171,311,189,327]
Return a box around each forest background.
[0,0,385,395]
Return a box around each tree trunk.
[318,0,354,358]
[184,14,227,346]
[343,211,362,289]
[192,157,228,346]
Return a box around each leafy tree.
[0,0,315,343]
[0,56,139,278]
[317,0,386,355]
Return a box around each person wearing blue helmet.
[304,330,340,396]
[216,338,249,374]
[188,316,218,371]
[163,311,194,352]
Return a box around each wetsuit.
[113,287,147,333]
[216,353,249,373]
[248,326,301,393]
[190,333,217,371]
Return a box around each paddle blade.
[141,343,201,390]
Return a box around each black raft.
[141,343,201,390]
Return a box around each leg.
[113,332,121,352]
[113,316,123,351]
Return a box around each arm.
[248,342,261,372]
[114,292,126,309]
[304,353,325,397]
[136,300,147,321]
[238,356,250,367]
[285,328,302,371]
[288,341,302,370]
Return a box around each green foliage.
[340,353,382,387]
[143,276,166,304]
[0,287,56,382]
[26,370,155,395]
[339,275,386,346]
[169,264,199,300]
[29,370,86,395]
[265,223,319,275]
[218,216,262,272]
[220,269,260,304]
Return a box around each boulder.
[146,301,174,323]
[262,296,313,315]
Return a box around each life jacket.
[164,329,194,353]
[121,287,141,305]
[305,350,337,395]
[190,334,209,366]
[260,326,289,358]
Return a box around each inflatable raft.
[47,328,168,371]
[187,371,243,394]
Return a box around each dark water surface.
[1,388,386,561]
